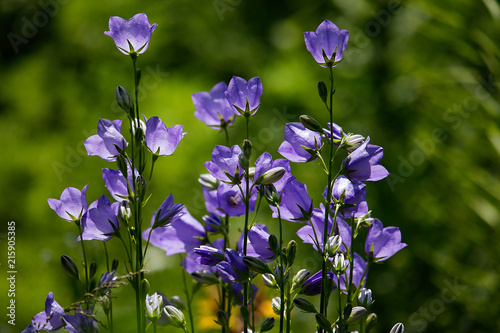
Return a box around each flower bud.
[135,175,147,198]
[116,155,129,178]
[243,256,272,274]
[191,270,220,285]
[145,293,163,320]
[215,310,230,327]
[111,258,119,271]
[238,153,249,170]
[344,133,365,151]
[286,240,297,267]
[198,173,220,190]
[115,86,134,117]
[61,254,79,281]
[263,185,280,207]
[345,306,366,324]
[317,81,328,104]
[132,118,146,142]
[291,269,311,292]
[300,114,324,134]
[333,253,348,273]
[141,278,150,296]
[260,317,275,332]
[293,297,317,313]
[118,200,131,225]
[259,167,286,185]
[262,273,278,289]
[271,297,282,315]
[203,214,222,233]
[325,235,342,257]
[390,323,404,333]
[242,139,252,160]
[366,313,377,331]
[100,294,112,315]
[358,288,373,308]
[88,261,98,280]
[164,305,186,329]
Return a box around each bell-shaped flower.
[225,76,263,116]
[330,175,368,218]
[343,137,389,182]
[254,152,293,192]
[26,292,65,332]
[193,243,225,267]
[217,248,248,283]
[97,270,117,296]
[304,20,349,68]
[271,178,313,222]
[300,270,335,296]
[143,208,205,256]
[237,224,275,262]
[62,307,99,333]
[278,122,322,163]
[80,195,120,242]
[150,194,185,228]
[217,182,257,217]
[85,119,127,162]
[48,185,88,222]
[104,13,157,55]
[102,161,139,202]
[145,116,185,156]
[364,219,407,262]
[204,145,243,184]
[192,81,235,129]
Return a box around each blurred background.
[1,0,499,332]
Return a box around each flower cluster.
[26,15,407,333]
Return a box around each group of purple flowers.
[24,13,406,333]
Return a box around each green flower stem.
[76,222,89,294]
[276,207,285,333]
[337,273,343,331]
[181,255,196,333]
[242,115,251,333]
[347,217,355,303]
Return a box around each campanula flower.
[300,270,335,296]
[270,178,313,222]
[144,208,205,256]
[102,164,139,202]
[224,76,263,117]
[145,116,185,156]
[62,307,99,333]
[343,137,389,182]
[25,292,64,332]
[364,219,407,262]
[217,248,248,283]
[85,119,127,162]
[304,20,349,68]
[105,13,157,55]
[330,175,368,218]
[254,152,293,192]
[150,194,185,228]
[192,81,235,129]
[48,185,88,222]
[203,212,222,233]
[193,244,225,266]
[204,145,244,183]
[97,270,117,296]
[237,224,275,262]
[217,182,257,217]
[145,293,163,320]
[80,195,120,242]
[278,122,322,163]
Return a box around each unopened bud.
[293,297,317,313]
[191,270,220,285]
[145,292,163,320]
[61,255,79,281]
[115,86,134,117]
[215,310,230,327]
[164,305,186,328]
[358,288,373,307]
[118,201,131,225]
[300,115,324,134]
[344,133,365,151]
[260,317,275,332]
[263,184,280,207]
[243,256,272,274]
[242,139,252,160]
[345,306,366,324]
[291,269,311,292]
[238,153,249,170]
[317,81,328,104]
[333,253,347,273]
[390,323,404,333]
[262,273,278,289]
[271,297,281,315]
[88,261,98,280]
[198,173,220,190]
[325,235,342,257]
[286,240,297,267]
[366,313,377,331]
[132,118,146,142]
[141,279,150,296]
[259,167,286,185]
[135,175,147,198]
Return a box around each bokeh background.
[1,0,500,332]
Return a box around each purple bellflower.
[105,13,157,55]
[145,116,185,156]
[365,219,407,262]
[84,119,127,162]
[271,178,313,222]
[144,208,205,256]
[254,152,293,192]
[192,81,235,129]
[102,162,139,202]
[24,292,64,332]
[304,20,349,68]
[48,185,88,222]
[330,175,368,218]
[301,270,335,296]
[150,194,185,228]
[278,122,322,163]
[194,244,225,267]
[225,76,263,116]
[343,137,389,182]
[237,224,275,262]
[217,182,257,217]
[204,145,243,184]
[80,195,120,242]
[62,307,99,333]
[217,248,248,283]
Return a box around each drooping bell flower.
[105,13,157,55]
[217,248,248,283]
[145,116,185,157]
[364,219,407,262]
[47,185,88,223]
[225,76,263,117]
[204,145,244,184]
[270,178,313,222]
[85,119,127,162]
[80,196,120,242]
[192,81,235,129]
[330,175,368,218]
[24,292,65,332]
[217,182,257,217]
[237,224,275,262]
[278,122,322,163]
[304,20,349,68]
[150,194,185,229]
[343,136,389,182]
[62,307,99,333]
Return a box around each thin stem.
[242,115,251,333]
[76,223,89,293]
[181,256,195,333]
[277,207,285,333]
[347,217,355,303]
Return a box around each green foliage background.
[1,0,499,332]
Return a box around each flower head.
[80,195,120,242]
[204,145,244,183]
[330,175,368,218]
[304,20,349,68]
[84,119,127,162]
[27,292,65,332]
[278,122,322,163]
[343,137,389,182]
[193,81,235,129]
[217,182,257,217]
[145,116,185,156]
[48,185,88,222]
[237,224,275,262]
[364,219,407,262]
[217,249,248,283]
[62,307,99,333]
[225,76,263,117]
[271,178,313,222]
[150,194,185,228]
[105,13,157,55]
[254,152,293,192]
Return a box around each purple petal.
[105,13,157,55]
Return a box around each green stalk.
[242,115,251,333]
[277,207,285,333]
[181,256,196,333]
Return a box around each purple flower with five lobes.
[365,219,407,262]
[85,119,127,162]
[254,152,293,192]
[193,244,225,266]
[80,195,120,242]
[203,212,222,233]
[217,248,249,283]
[104,13,157,55]
[304,20,349,68]
[48,185,88,222]
[192,81,236,129]
[144,116,185,156]
[217,182,257,217]
[224,76,263,116]
[204,145,244,183]
[150,194,185,228]
[143,208,205,256]
[278,122,322,163]
[296,204,351,252]
[62,307,99,333]
[300,270,335,296]
[102,163,139,202]
[237,224,275,262]
[270,178,313,222]
[330,175,368,218]
[343,137,389,182]
[22,292,65,332]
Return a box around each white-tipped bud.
[118,201,131,224]
[291,269,311,292]
[325,235,342,257]
[345,306,366,324]
[198,173,220,190]
[390,323,404,333]
[132,118,147,140]
[358,288,373,307]
[333,253,348,273]
[259,167,286,185]
[345,133,365,150]
[145,293,163,320]
[262,273,278,289]
[271,297,282,315]
[163,305,186,329]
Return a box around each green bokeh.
[1,0,499,332]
